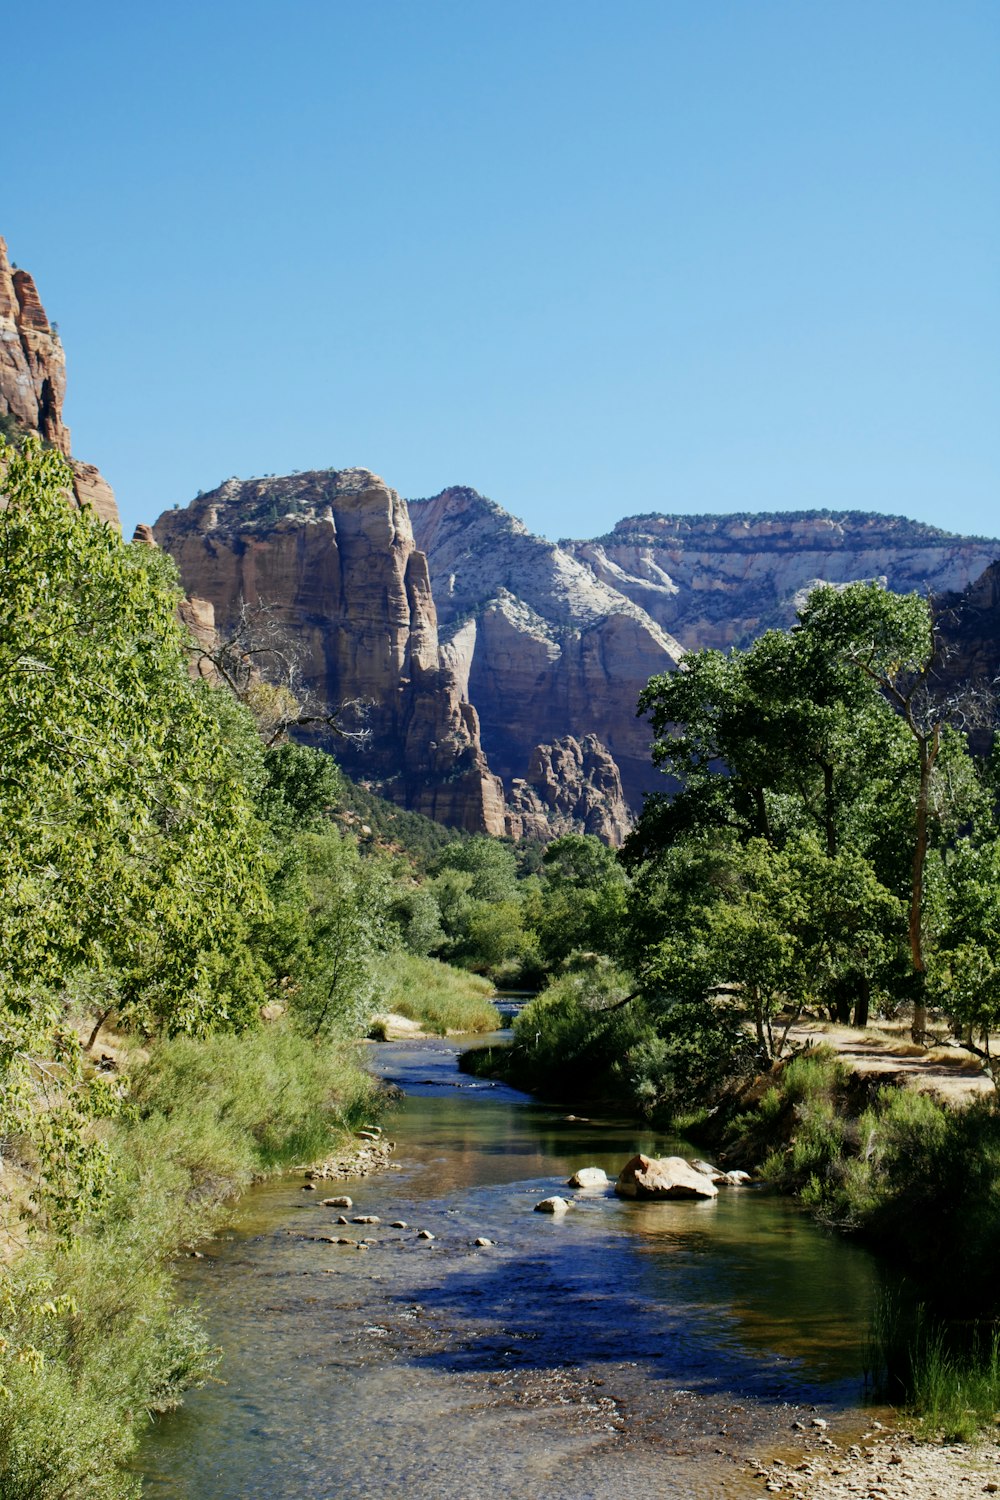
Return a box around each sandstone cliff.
[152,470,506,834]
[564,511,1000,650]
[409,487,684,808]
[0,236,119,526]
[505,735,631,846]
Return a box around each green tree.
[797,583,985,1039]
[0,437,272,1220]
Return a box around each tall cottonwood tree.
[628,582,983,1042]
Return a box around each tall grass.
[372,951,499,1034]
[865,1293,1000,1441]
[0,1023,378,1500]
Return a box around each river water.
[138,1035,889,1499]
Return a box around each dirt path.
[783,1019,995,1105]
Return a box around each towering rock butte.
[152,470,507,835]
[564,511,1000,651]
[409,487,685,809]
[0,236,118,526]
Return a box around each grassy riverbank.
[370,951,500,1035]
[0,1024,379,1500]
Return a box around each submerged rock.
[534,1196,571,1214]
[615,1154,719,1201]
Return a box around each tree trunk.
[822,761,837,858]
[908,728,938,1044]
[853,975,870,1029]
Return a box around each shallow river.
[138,1036,890,1499]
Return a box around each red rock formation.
[152,470,506,835]
[0,236,119,527]
[505,734,631,846]
[0,237,70,454]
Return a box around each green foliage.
[0,1025,377,1499]
[372,951,498,1034]
[0,437,271,1044]
[335,775,465,869]
[626,580,986,1058]
[261,828,392,1039]
[867,1294,1000,1440]
[258,740,344,831]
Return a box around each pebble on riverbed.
[417,1230,435,1240]
[534,1196,572,1214]
[323,1196,352,1208]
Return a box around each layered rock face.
[564,511,1000,651]
[0,236,119,526]
[505,734,631,846]
[152,470,506,834]
[409,487,685,808]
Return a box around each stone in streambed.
[417,1229,435,1241]
[567,1167,609,1189]
[352,1215,380,1224]
[323,1196,352,1207]
[615,1155,719,1201]
[534,1197,571,1214]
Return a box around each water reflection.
[138,1035,889,1500]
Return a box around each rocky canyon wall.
[152,470,507,835]
[564,511,1000,651]
[0,236,119,527]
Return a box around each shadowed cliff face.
[0,236,119,527]
[152,470,507,834]
[409,487,685,808]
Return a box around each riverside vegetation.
[467,578,1000,1436]
[8,430,1000,1489]
[0,438,510,1498]
[0,437,643,1497]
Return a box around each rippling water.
[137,1036,889,1499]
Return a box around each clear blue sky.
[6,1,998,542]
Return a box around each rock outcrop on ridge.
[564,511,1000,651]
[152,469,507,834]
[409,487,685,809]
[505,734,632,846]
[0,236,119,527]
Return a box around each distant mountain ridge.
[151,472,1000,840]
[559,508,1000,652]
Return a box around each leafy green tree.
[0,437,275,1224]
[275,830,391,1038]
[434,837,519,902]
[797,584,985,1039]
[532,834,628,968]
[630,582,983,1042]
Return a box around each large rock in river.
[615,1154,719,1201]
